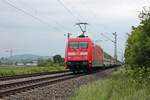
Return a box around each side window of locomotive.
[78,42,88,49]
[69,42,78,49]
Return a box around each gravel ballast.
[4,68,114,100]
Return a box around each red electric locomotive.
[65,36,115,73]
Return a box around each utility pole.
[64,33,72,39]
[76,22,88,35]
[121,52,124,64]
[100,32,118,63]
[5,49,13,58]
[112,32,117,64]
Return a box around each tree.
[53,55,64,64]
[125,7,150,69]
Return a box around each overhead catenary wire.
[79,0,112,32]
[16,0,36,13]
[79,0,97,20]
[57,0,81,22]
[61,0,87,22]
[2,0,62,32]
[80,0,125,57]
[57,0,96,37]
[100,33,114,43]
[77,0,97,34]
[16,0,73,32]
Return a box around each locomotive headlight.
[80,52,88,56]
[68,52,76,56]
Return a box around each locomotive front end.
[65,38,92,73]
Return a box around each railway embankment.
[71,67,150,100]
[3,68,114,100]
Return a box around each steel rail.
[0,66,119,98]
[0,70,69,81]
[0,72,84,98]
[0,72,72,89]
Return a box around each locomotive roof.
[68,37,92,42]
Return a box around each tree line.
[37,55,65,67]
[125,7,150,79]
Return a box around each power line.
[79,0,96,25]
[112,32,117,63]
[79,0,111,32]
[62,0,87,22]
[2,0,61,31]
[57,0,81,22]
[77,0,101,34]
[79,0,97,19]
[101,33,114,43]
[17,0,73,32]
[101,32,118,63]
[16,0,36,13]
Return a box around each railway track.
[0,67,118,98]
[0,71,84,98]
[0,70,69,81]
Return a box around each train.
[65,35,120,73]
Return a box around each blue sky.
[0,0,150,60]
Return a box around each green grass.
[71,68,150,100]
[0,65,65,77]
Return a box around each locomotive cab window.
[68,42,88,49]
[69,42,78,48]
[78,42,88,49]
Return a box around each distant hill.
[11,54,42,60]
[12,54,52,59]
[0,54,53,63]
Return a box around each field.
[71,68,150,100]
[0,65,65,77]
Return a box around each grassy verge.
[0,64,65,77]
[71,68,150,100]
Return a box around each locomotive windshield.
[69,42,88,49]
